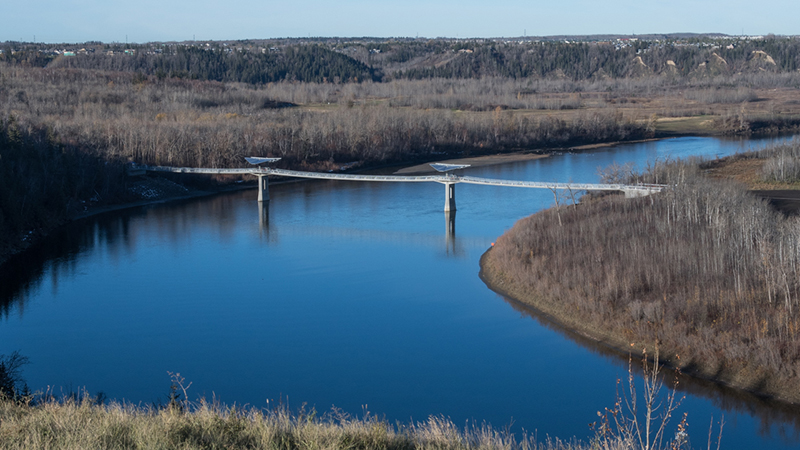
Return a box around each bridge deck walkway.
[141,165,663,193]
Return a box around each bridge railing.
[139,164,665,193]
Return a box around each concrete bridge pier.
[444,183,457,212]
[257,174,269,202]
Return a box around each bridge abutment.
[257,174,269,202]
[444,183,456,212]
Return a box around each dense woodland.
[6,36,800,82]
[396,38,800,79]
[45,46,378,84]
[484,140,800,402]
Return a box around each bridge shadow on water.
[256,200,468,258]
[494,290,800,443]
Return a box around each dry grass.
[703,158,772,188]
[0,396,629,450]
[703,139,800,190]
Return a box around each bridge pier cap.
[430,163,470,212]
[246,157,281,202]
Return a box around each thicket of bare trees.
[0,65,649,170]
[484,153,800,402]
[760,140,800,182]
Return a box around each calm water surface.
[2,136,800,449]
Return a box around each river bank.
[480,247,767,396]
[478,147,800,406]
[479,219,800,405]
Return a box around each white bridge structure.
[138,158,663,211]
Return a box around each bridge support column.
[444,183,456,212]
[257,174,269,202]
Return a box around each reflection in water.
[444,210,459,257]
[258,201,276,243]
[270,219,476,257]
[1,213,135,320]
[0,194,248,320]
[0,192,472,319]
[496,291,800,442]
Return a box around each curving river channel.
[2,136,800,449]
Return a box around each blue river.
[1,136,799,449]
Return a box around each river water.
[2,136,800,448]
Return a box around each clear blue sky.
[4,0,797,43]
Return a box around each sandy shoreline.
[393,138,663,175]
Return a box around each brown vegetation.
[482,144,800,403]
[0,356,691,450]
[0,397,555,450]
[5,58,800,264]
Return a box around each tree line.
[45,45,377,84]
[6,37,800,84]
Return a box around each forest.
[6,35,800,82]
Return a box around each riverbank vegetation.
[482,139,800,403]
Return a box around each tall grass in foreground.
[0,396,605,450]
[0,355,709,450]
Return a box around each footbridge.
[138,158,663,211]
